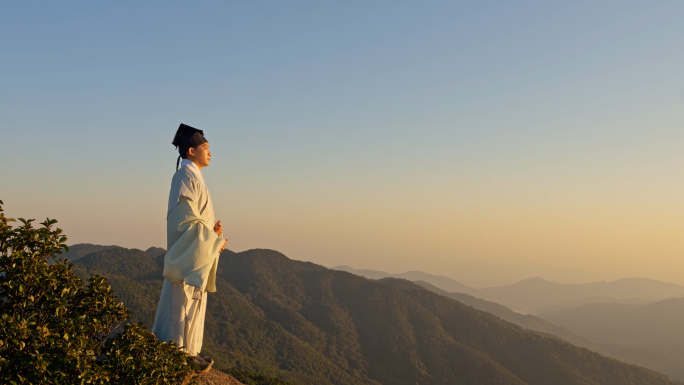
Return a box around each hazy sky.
[3,1,684,287]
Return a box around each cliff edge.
[183,369,246,385]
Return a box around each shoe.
[199,354,215,367]
[189,356,212,373]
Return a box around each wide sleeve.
[163,196,224,292]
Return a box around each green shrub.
[0,200,194,384]
[101,323,192,384]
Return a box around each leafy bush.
[0,200,194,384]
[101,323,192,384]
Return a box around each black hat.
[172,123,208,170]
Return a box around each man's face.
[188,142,211,169]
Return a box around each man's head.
[172,123,211,169]
[187,142,211,169]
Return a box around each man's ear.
[187,147,196,158]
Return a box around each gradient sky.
[2,1,684,287]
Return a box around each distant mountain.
[413,280,684,381]
[331,266,391,280]
[331,266,476,294]
[73,246,168,324]
[539,299,684,345]
[62,243,121,261]
[475,276,684,314]
[538,298,684,380]
[145,246,166,258]
[411,280,585,338]
[331,267,684,315]
[63,243,166,262]
[70,244,680,385]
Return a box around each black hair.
[172,123,208,169]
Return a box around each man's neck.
[181,158,203,172]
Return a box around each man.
[153,123,227,373]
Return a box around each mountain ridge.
[70,243,680,385]
[331,265,477,294]
[332,266,684,314]
[478,276,684,314]
[412,280,684,381]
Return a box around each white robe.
[153,159,224,356]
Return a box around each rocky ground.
[183,369,246,385]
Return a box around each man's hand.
[214,220,223,237]
[219,239,227,253]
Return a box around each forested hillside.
[72,245,680,385]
